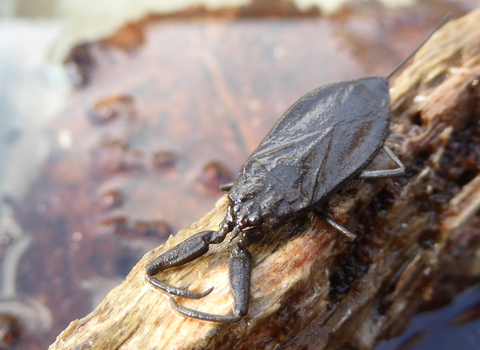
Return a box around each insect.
[145,16,449,323]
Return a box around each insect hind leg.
[358,146,405,179]
[146,229,227,298]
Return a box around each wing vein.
[311,128,335,203]
[251,159,309,201]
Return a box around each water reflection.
[377,285,480,350]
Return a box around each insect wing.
[246,79,390,206]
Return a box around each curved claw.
[170,297,242,323]
[146,275,214,299]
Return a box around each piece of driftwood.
[49,10,480,350]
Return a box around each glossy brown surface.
[229,78,390,233]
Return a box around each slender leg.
[219,182,234,191]
[146,229,227,297]
[358,146,405,179]
[171,233,256,322]
[313,147,404,243]
[313,209,356,241]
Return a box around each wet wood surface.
[48,9,480,350]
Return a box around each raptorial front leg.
[171,238,254,323]
[146,275,213,299]
[229,242,252,317]
[146,229,227,298]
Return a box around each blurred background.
[0,0,479,349]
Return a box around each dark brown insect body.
[225,78,390,235]
[145,17,449,323]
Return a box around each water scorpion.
[145,16,450,323]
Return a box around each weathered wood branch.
[49,10,480,350]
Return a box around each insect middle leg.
[313,146,405,241]
[313,209,356,241]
